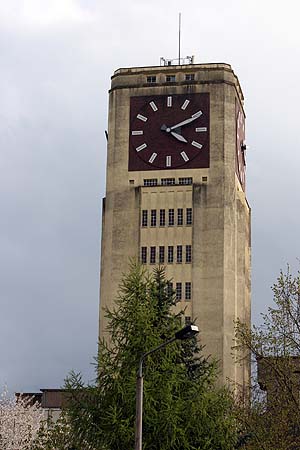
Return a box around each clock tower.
[99,62,251,388]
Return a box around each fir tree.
[63,263,237,450]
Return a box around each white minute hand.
[170,111,202,130]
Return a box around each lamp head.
[175,324,199,340]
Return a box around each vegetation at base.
[235,266,300,450]
[11,264,300,449]
[60,263,237,450]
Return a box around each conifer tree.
[63,263,237,450]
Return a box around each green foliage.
[235,266,300,450]
[61,263,236,450]
[33,413,75,450]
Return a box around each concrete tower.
[99,62,251,387]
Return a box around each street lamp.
[134,324,199,450]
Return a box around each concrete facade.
[99,63,251,388]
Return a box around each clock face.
[128,93,209,171]
[236,100,246,190]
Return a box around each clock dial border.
[235,99,246,190]
[128,93,210,171]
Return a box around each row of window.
[144,177,193,186]
[166,281,192,301]
[141,245,192,264]
[142,208,192,227]
[146,74,195,83]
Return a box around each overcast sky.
[1,0,300,394]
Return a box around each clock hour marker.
[192,141,202,149]
[181,99,190,110]
[149,101,158,111]
[192,110,203,118]
[137,114,148,122]
[166,155,171,167]
[195,127,207,132]
[167,96,172,107]
[181,151,189,162]
[136,143,147,152]
[131,130,144,135]
[149,152,157,163]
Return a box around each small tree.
[63,264,237,450]
[33,413,75,450]
[236,266,300,450]
[0,387,44,450]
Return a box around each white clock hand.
[170,111,202,130]
[171,131,187,143]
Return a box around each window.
[141,247,147,264]
[176,282,182,301]
[179,177,193,185]
[168,209,174,226]
[185,74,195,81]
[161,178,175,185]
[185,282,191,301]
[144,179,158,186]
[159,246,165,264]
[160,209,165,226]
[177,208,183,226]
[142,210,148,227]
[185,316,191,326]
[166,75,176,82]
[186,208,193,225]
[168,246,174,263]
[186,245,192,263]
[151,210,157,227]
[147,76,156,83]
[177,245,182,263]
[167,282,173,297]
[150,246,156,264]
[202,176,208,182]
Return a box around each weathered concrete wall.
[99,63,251,388]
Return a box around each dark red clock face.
[236,100,246,190]
[128,93,209,171]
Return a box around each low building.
[15,388,63,423]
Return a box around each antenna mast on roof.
[160,14,194,66]
[178,12,181,65]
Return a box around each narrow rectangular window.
[186,245,192,263]
[168,209,174,226]
[150,246,156,264]
[147,76,156,83]
[185,74,195,81]
[185,316,191,326]
[141,247,147,264]
[167,282,173,297]
[168,246,174,263]
[144,179,158,186]
[161,178,175,186]
[151,210,157,227]
[186,208,193,225]
[177,208,183,226]
[177,245,182,263]
[178,177,193,185]
[166,75,176,82]
[159,246,165,264]
[185,282,191,301]
[176,282,182,301]
[160,209,165,227]
[142,210,148,227]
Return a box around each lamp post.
[134,324,199,450]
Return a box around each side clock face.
[128,93,209,171]
[236,101,246,190]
